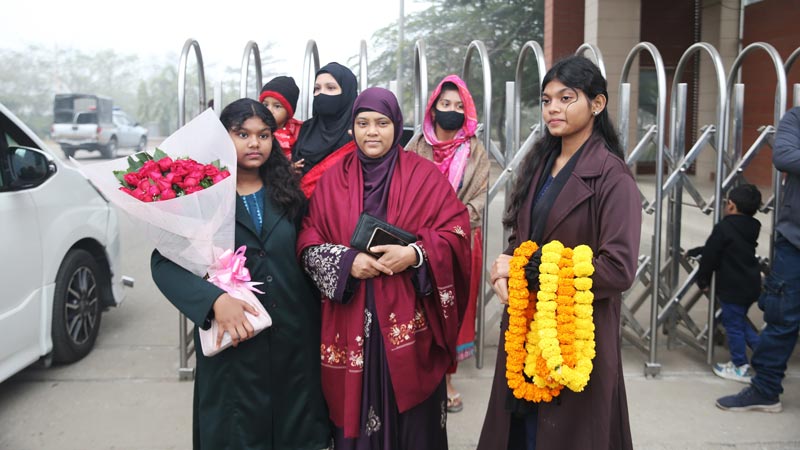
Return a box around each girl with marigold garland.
[477,56,642,450]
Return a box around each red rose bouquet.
[114,149,231,203]
[74,110,271,356]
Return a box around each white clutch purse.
[199,285,272,357]
[199,246,272,357]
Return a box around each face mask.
[435,109,465,131]
[313,93,343,117]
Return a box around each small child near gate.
[692,183,763,383]
[259,76,302,160]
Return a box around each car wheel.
[62,146,75,159]
[137,136,147,152]
[102,138,117,159]
[51,249,104,363]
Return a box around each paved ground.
[0,146,798,449]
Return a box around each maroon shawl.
[297,148,471,437]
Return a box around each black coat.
[695,214,762,305]
[151,191,330,450]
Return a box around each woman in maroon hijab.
[297,87,472,449]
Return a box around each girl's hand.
[493,278,509,305]
[350,252,393,279]
[212,293,260,348]
[490,254,511,284]
[372,244,418,274]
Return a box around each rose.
[184,185,203,194]
[146,185,161,198]
[157,156,173,172]
[183,176,199,187]
[148,170,163,181]
[159,188,177,200]
[123,172,140,187]
[137,179,151,192]
[140,160,159,174]
[204,164,220,177]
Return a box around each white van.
[0,101,131,383]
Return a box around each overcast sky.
[3,0,430,82]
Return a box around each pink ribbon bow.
[207,246,265,294]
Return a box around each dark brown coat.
[477,133,641,450]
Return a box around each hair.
[219,98,305,218]
[503,55,625,228]
[727,183,761,216]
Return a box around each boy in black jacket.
[694,184,762,383]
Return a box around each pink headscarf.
[422,74,479,191]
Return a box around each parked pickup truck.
[51,94,147,159]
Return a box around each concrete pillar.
[694,0,740,182]
[584,0,641,159]
[544,0,585,66]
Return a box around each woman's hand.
[212,293,260,348]
[493,278,509,304]
[350,252,394,279]
[372,244,418,274]
[491,254,512,305]
[490,254,511,284]
[292,159,305,174]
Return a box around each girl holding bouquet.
[297,87,472,449]
[477,56,642,450]
[151,98,330,450]
[292,62,358,198]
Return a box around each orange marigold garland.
[505,241,561,402]
[506,239,596,403]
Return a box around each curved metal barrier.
[178,38,207,128]
[176,38,207,381]
[462,40,493,369]
[576,43,607,79]
[239,41,263,99]
[787,46,800,107]
[476,41,548,368]
[299,40,320,121]
[513,41,547,153]
[411,39,429,136]
[359,40,369,93]
[616,42,668,376]
[725,43,786,265]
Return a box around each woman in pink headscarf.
[406,74,489,413]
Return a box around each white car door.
[0,139,44,378]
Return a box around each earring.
[592,111,598,116]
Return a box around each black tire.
[52,249,104,363]
[137,136,147,152]
[102,137,117,159]
[62,146,75,159]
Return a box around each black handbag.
[350,212,417,257]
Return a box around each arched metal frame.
[176,38,207,381]
[412,40,429,135]
[617,42,667,376]
[462,40,492,369]
[725,43,787,265]
[576,43,607,80]
[178,38,207,128]
[787,46,800,107]
[299,40,320,121]
[359,40,369,93]
[239,41,263,99]
[664,43,727,366]
[514,41,547,154]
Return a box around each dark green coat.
[151,192,330,450]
